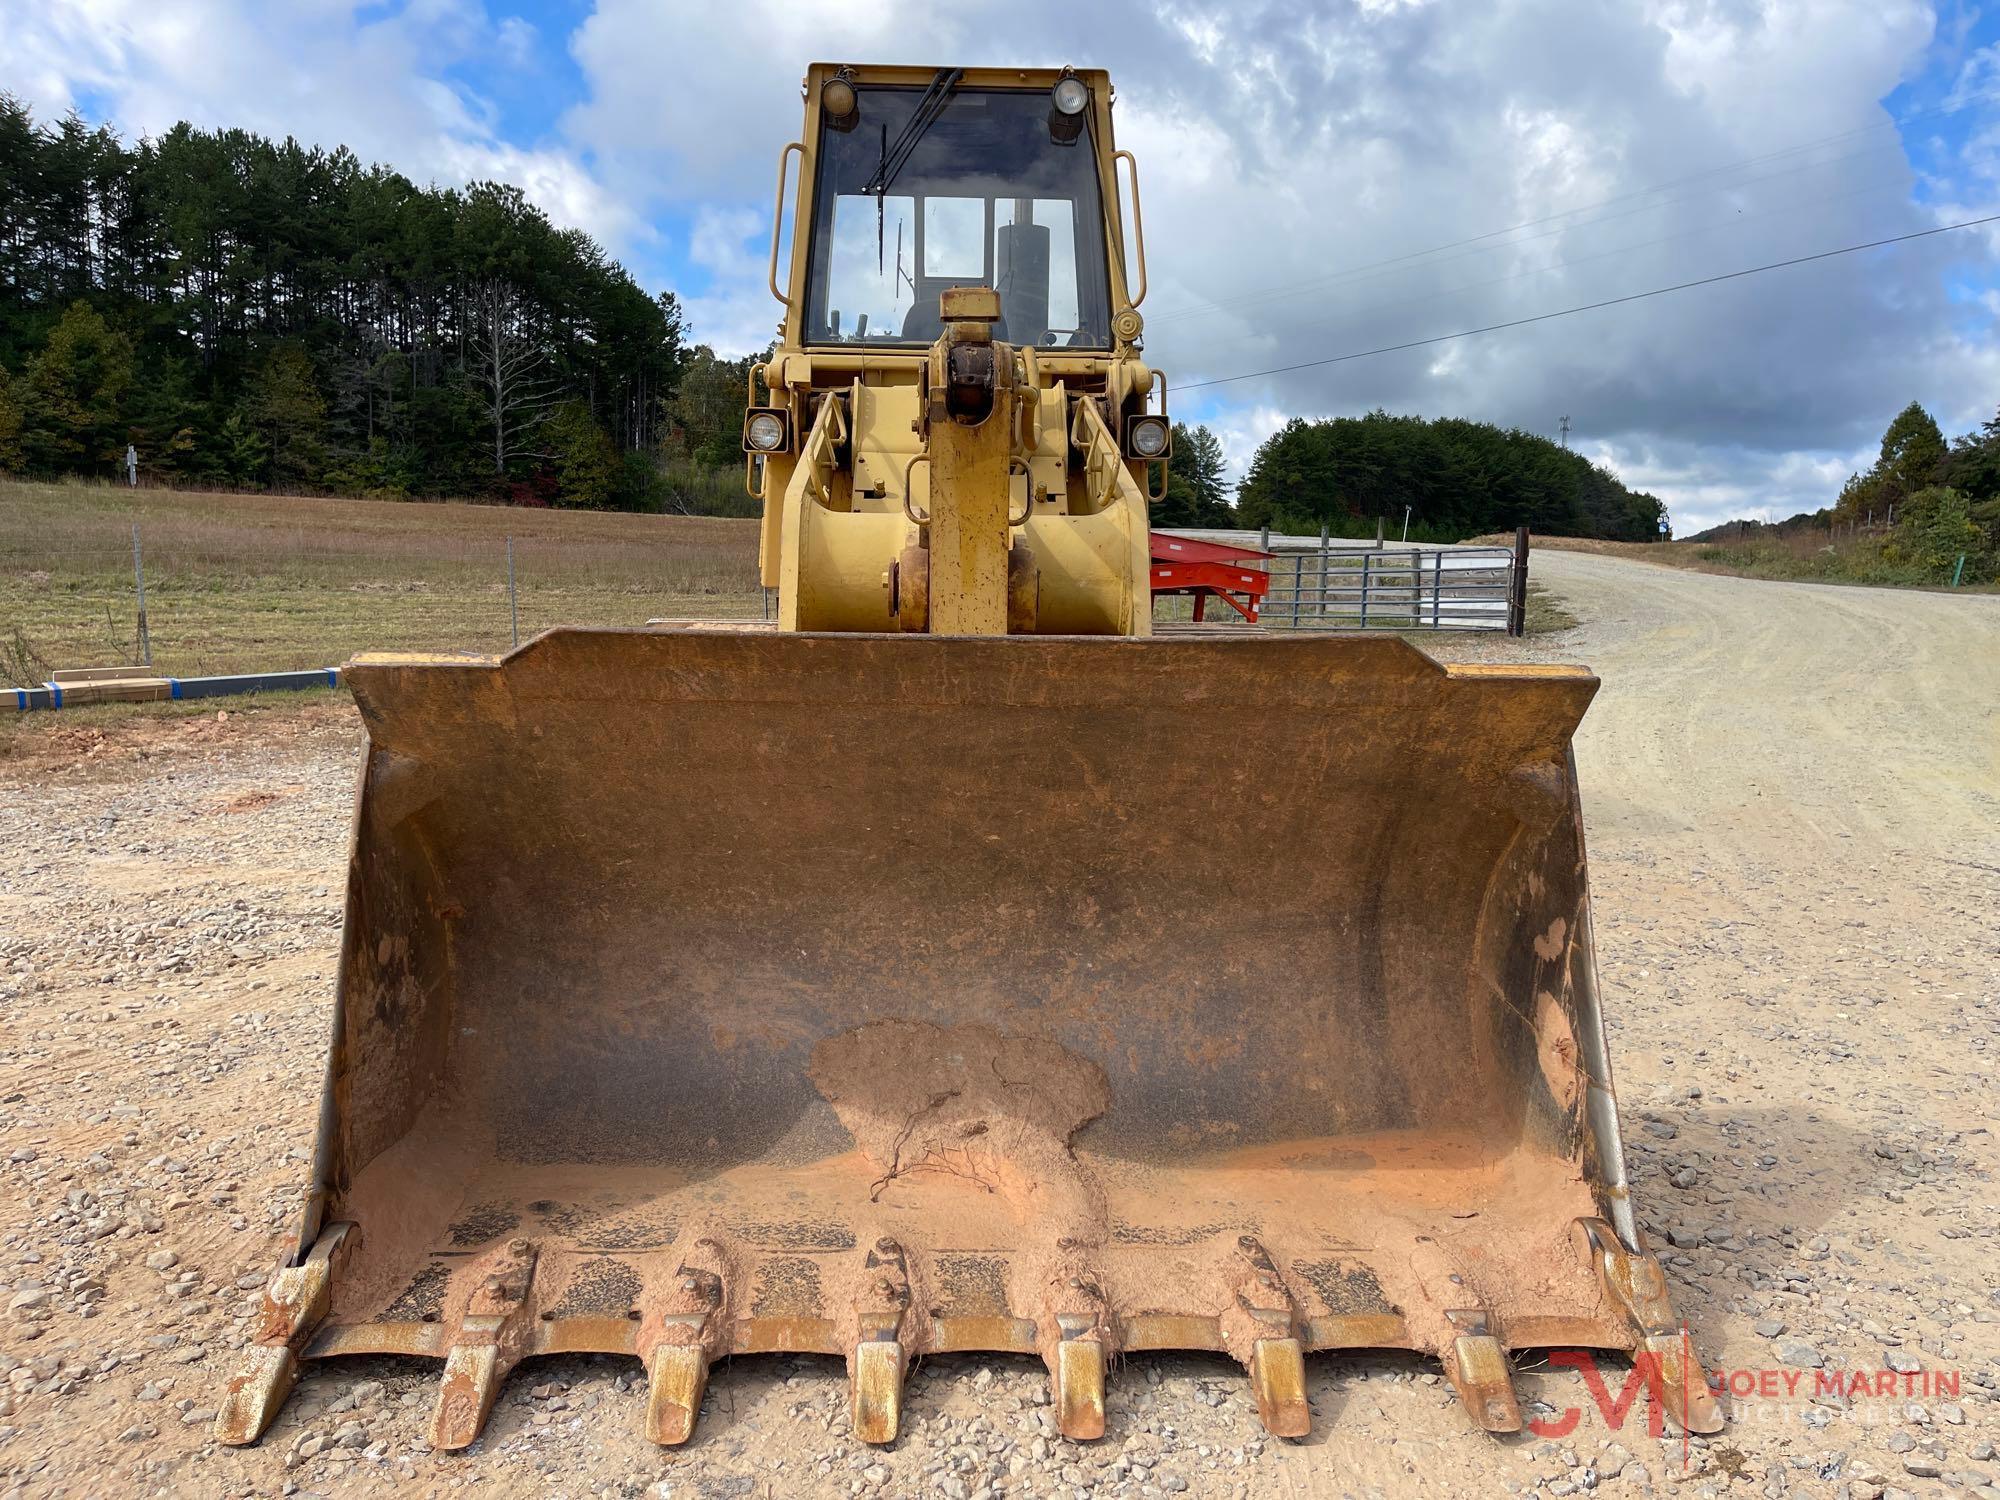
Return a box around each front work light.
[1128,416,1170,460]
[744,411,788,452]
[1051,76,1089,116]
[822,76,858,126]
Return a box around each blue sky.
[10,0,1999,531]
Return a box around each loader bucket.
[218,629,1719,1450]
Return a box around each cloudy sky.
[9,0,1999,531]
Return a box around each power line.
[1191,169,1902,358]
[1175,213,2000,392]
[1143,84,2000,329]
[1146,138,1906,328]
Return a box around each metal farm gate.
[1261,534,1528,635]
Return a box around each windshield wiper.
[866,67,962,273]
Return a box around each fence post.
[1410,547,1422,627]
[1432,549,1443,627]
[132,524,151,667]
[1952,553,1967,588]
[1507,526,1530,637]
[1359,552,1371,628]
[1288,554,1302,629]
[507,536,519,647]
[1317,528,1330,623]
[1258,524,1270,553]
[1374,515,1385,549]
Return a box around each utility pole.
[1557,415,1571,449]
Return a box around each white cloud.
[680,207,785,354]
[496,15,537,68]
[1202,402,1292,484]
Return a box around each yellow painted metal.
[756,62,1161,638]
[924,298,1020,635]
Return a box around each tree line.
[1224,411,1669,543]
[1688,400,1999,582]
[0,99,762,511]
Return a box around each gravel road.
[1,553,1994,1500]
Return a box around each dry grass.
[0,478,764,681]
[1470,530,1997,592]
[3,480,1590,702]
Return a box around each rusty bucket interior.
[217,629,1720,1450]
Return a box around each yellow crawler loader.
[219,63,1719,1452]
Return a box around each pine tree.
[1876,402,1946,504]
[249,344,327,486]
[545,399,618,508]
[21,300,132,472]
[0,367,23,472]
[1153,422,1235,527]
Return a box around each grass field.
[2,480,1584,698]
[1,479,764,682]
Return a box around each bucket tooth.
[1043,1245,1115,1440]
[214,1222,353,1446]
[851,1339,906,1444]
[849,1238,914,1445]
[1578,1218,1724,1435]
[431,1343,509,1451]
[645,1344,709,1445]
[640,1247,726,1447]
[1231,1237,1309,1437]
[1444,1311,1521,1433]
[1249,1337,1311,1438]
[1051,1335,1107,1440]
[1640,1331,1723,1435]
[215,1343,301,1446]
[428,1238,538,1452]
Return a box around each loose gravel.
[2,555,1995,1498]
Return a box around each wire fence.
[1,484,765,686]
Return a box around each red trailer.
[1149,533,1274,623]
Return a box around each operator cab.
[802,74,1115,350]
